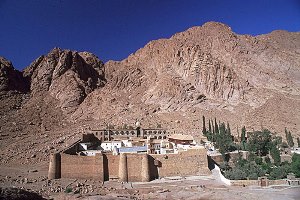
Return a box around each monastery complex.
[48,124,210,182]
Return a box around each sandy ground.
[0,162,300,200]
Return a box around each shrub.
[65,188,72,193]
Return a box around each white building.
[101,141,123,151]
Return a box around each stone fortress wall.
[48,139,210,182]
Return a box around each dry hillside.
[0,21,300,167]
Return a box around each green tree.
[288,131,294,147]
[297,137,300,147]
[214,118,219,134]
[270,145,281,166]
[265,156,271,164]
[241,126,246,150]
[285,128,294,147]
[226,122,231,136]
[202,116,207,136]
[212,120,215,135]
[269,166,288,180]
[247,129,272,156]
[217,122,234,155]
[291,153,300,177]
[208,119,212,133]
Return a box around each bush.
[269,166,287,180]
[291,153,300,177]
[255,156,263,165]
[65,188,72,193]
[224,168,247,180]
[265,156,271,164]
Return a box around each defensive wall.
[151,149,210,177]
[49,147,210,182]
[231,179,288,187]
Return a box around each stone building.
[48,130,210,182]
[87,127,172,142]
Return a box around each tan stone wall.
[105,154,119,178]
[61,153,103,181]
[127,154,144,182]
[231,180,259,186]
[231,179,287,186]
[60,148,210,181]
[151,149,210,178]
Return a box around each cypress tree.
[202,116,207,136]
[241,126,246,150]
[285,127,289,143]
[288,131,294,147]
[214,118,219,134]
[212,119,215,134]
[270,145,281,166]
[226,122,232,137]
[297,137,300,148]
[208,119,212,133]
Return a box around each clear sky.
[0,0,299,70]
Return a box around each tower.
[48,153,61,179]
[118,153,128,182]
[141,154,150,182]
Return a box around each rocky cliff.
[72,22,300,135]
[23,48,106,112]
[0,22,300,166]
[0,57,29,92]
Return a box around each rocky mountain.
[73,22,300,135]
[0,57,29,92]
[23,48,106,113]
[0,22,300,166]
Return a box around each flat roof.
[169,134,193,141]
[118,146,147,153]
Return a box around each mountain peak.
[0,56,29,92]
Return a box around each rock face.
[0,22,299,167]
[23,48,106,111]
[0,56,29,92]
[73,22,300,135]
[105,22,300,106]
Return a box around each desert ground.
[1,162,299,200]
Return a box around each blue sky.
[0,0,299,70]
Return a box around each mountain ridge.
[0,22,299,155]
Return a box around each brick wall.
[61,153,103,181]
[151,148,210,178]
